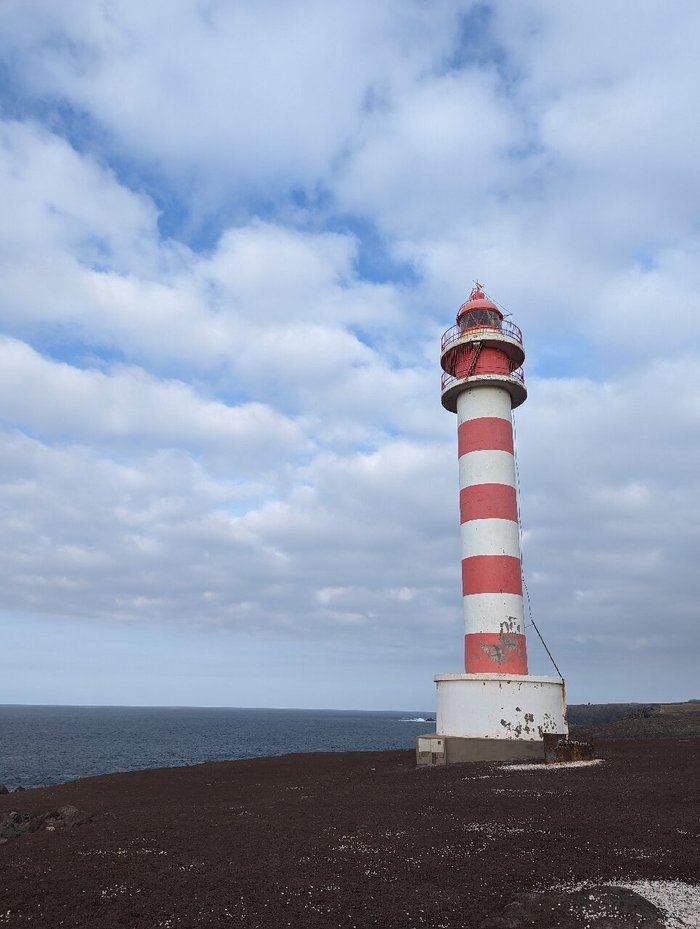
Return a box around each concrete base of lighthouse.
[416,673,567,767]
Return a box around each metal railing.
[441,319,523,353]
[441,367,525,392]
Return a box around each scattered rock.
[0,784,9,795]
[0,811,42,841]
[0,805,92,843]
[480,886,665,928]
[48,805,92,829]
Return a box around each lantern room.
[440,284,527,413]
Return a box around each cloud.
[0,336,308,472]
[0,119,160,276]
[333,67,522,238]
[0,119,441,443]
[515,361,700,681]
[0,0,464,201]
[0,428,458,654]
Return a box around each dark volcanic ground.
[1,740,698,928]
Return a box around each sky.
[0,0,699,710]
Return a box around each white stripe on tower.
[457,386,528,674]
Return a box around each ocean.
[0,705,434,790]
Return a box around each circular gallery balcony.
[440,365,527,413]
[440,318,525,370]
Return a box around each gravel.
[0,739,697,927]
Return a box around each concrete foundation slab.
[416,733,545,767]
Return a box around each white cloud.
[0,0,465,198]
[0,336,307,471]
[333,67,521,237]
[0,120,161,275]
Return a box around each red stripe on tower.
[459,483,518,523]
[461,555,523,595]
[458,417,514,456]
[464,632,528,674]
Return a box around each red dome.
[456,285,503,323]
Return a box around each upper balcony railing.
[441,319,523,353]
[441,367,525,393]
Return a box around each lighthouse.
[417,284,568,766]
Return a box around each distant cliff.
[569,699,700,739]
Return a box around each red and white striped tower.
[440,283,528,675]
[417,284,567,766]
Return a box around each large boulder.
[0,811,44,841]
[0,806,92,843]
[480,886,665,928]
[45,806,92,830]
